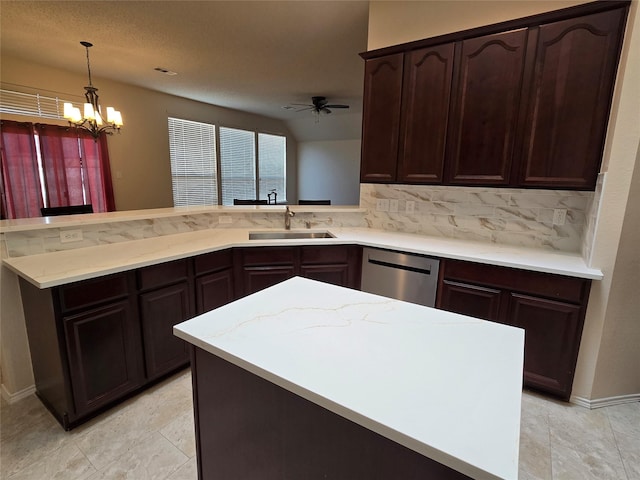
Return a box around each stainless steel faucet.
[284,206,295,230]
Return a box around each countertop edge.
[3,228,603,288]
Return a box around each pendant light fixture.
[63,41,123,140]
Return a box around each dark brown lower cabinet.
[508,293,583,396]
[439,280,502,322]
[234,245,362,297]
[194,249,235,314]
[139,282,192,380]
[19,272,145,429]
[64,300,144,418]
[437,259,591,399]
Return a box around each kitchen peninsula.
[175,276,525,480]
[1,205,600,428]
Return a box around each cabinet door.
[300,264,350,288]
[64,300,143,416]
[196,269,234,314]
[438,280,502,322]
[445,29,527,185]
[299,245,362,289]
[239,266,296,296]
[139,282,192,380]
[398,44,454,184]
[517,8,626,189]
[360,53,404,183]
[507,293,583,399]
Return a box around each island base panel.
[191,347,471,480]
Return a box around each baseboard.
[570,392,640,409]
[1,383,36,404]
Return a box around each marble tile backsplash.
[361,184,593,252]
[582,173,605,266]
[3,211,367,257]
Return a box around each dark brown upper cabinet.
[445,29,527,185]
[398,44,454,184]
[516,8,628,189]
[359,1,629,190]
[360,53,404,183]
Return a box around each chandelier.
[63,41,123,140]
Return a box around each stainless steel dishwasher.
[361,247,440,307]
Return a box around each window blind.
[219,126,256,206]
[168,117,217,206]
[258,133,286,202]
[0,89,67,120]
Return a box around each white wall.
[297,140,361,205]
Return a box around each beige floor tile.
[0,412,71,478]
[74,377,192,470]
[0,395,53,441]
[87,431,189,480]
[159,410,197,458]
[166,456,198,480]
[551,442,628,480]
[549,405,619,454]
[607,402,640,439]
[6,442,96,480]
[519,413,552,480]
[615,430,640,480]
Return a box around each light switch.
[389,199,399,213]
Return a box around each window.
[168,118,217,206]
[168,118,286,206]
[219,127,256,206]
[0,120,114,219]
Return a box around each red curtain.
[36,124,115,213]
[81,132,115,212]
[36,124,85,208]
[0,120,115,219]
[0,121,43,219]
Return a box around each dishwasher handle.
[366,257,433,276]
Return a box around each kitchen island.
[174,276,525,480]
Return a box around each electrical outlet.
[376,199,389,212]
[405,201,415,214]
[60,229,83,243]
[219,215,233,224]
[389,199,399,213]
[553,209,567,226]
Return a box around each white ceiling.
[0,0,370,141]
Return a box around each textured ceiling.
[0,0,369,140]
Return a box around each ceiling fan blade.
[291,103,313,107]
[324,104,349,109]
[294,106,314,112]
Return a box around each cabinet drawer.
[300,245,350,265]
[442,259,589,303]
[57,272,131,313]
[239,247,296,266]
[138,259,190,290]
[194,249,233,276]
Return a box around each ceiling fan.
[290,96,350,115]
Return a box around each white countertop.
[174,276,525,480]
[2,227,602,288]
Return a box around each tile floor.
[1,369,638,480]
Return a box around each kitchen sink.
[248,230,335,240]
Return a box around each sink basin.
[249,230,335,240]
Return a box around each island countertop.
[174,276,525,480]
